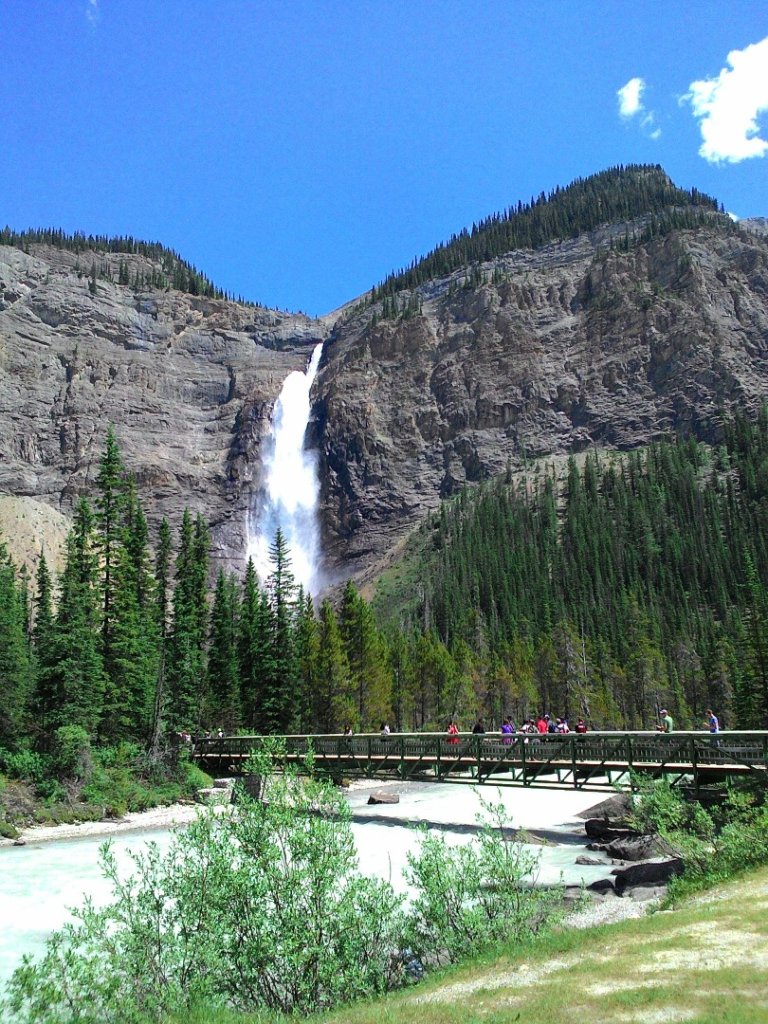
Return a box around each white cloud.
[617,77,661,138]
[86,0,99,26]
[618,77,645,118]
[686,36,768,163]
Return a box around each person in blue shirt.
[704,708,720,733]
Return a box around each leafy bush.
[627,775,768,900]
[32,803,105,826]
[0,749,48,786]
[50,726,93,784]
[3,755,406,1022]
[1,753,575,1022]
[180,757,214,794]
[404,798,562,966]
[628,775,715,842]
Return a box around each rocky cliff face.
[314,223,768,578]
[0,244,325,569]
[2,217,768,589]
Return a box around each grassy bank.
[267,868,768,1024]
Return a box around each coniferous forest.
[2,415,768,809]
[369,164,727,300]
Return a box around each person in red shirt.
[536,715,548,735]
[446,719,460,745]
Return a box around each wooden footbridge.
[194,730,768,792]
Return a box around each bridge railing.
[193,730,768,774]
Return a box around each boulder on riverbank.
[595,833,679,862]
[612,858,684,894]
[584,818,638,841]
[577,793,633,821]
[368,791,400,805]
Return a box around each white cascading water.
[247,342,324,593]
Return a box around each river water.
[0,783,610,987]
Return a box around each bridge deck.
[194,731,768,791]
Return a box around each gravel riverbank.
[0,802,203,848]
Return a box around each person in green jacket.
[658,709,674,733]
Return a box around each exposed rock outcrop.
[612,857,685,894]
[0,244,325,572]
[3,211,768,587]
[314,223,768,577]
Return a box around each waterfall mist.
[247,343,324,593]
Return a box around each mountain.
[314,170,768,579]
[1,165,768,584]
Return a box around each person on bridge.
[575,718,587,733]
[472,718,486,735]
[446,719,460,744]
[536,715,548,734]
[704,709,720,733]
[658,709,674,733]
[500,717,515,743]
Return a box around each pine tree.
[207,571,241,732]
[339,581,392,728]
[49,500,106,737]
[739,553,768,726]
[31,552,57,737]
[95,427,127,685]
[293,589,320,733]
[238,558,274,731]
[262,528,298,732]
[149,517,173,751]
[315,599,352,732]
[0,542,33,747]
[167,511,208,732]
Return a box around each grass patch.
[281,867,768,1024]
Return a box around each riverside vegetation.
[2,751,768,1024]
[1,748,562,1023]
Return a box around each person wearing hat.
[658,709,674,733]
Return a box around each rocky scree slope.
[313,220,768,578]
[0,243,325,570]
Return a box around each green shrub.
[181,759,213,794]
[32,802,105,827]
[628,775,715,842]
[0,821,19,839]
[3,754,406,1022]
[404,797,562,966]
[34,778,67,804]
[50,726,93,784]
[0,749,48,786]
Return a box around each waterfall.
[247,343,324,593]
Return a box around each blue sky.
[2,1,767,315]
